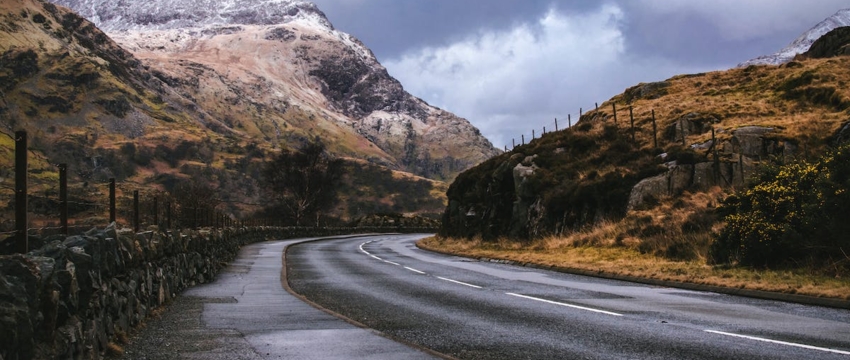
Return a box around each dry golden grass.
[593,57,850,159]
[104,342,124,358]
[419,235,850,300]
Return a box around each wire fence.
[503,102,661,152]
[1,131,367,253]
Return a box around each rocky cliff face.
[739,8,850,67]
[50,0,500,180]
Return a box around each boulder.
[627,175,668,210]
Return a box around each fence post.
[712,128,719,181]
[652,110,658,149]
[512,139,515,149]
[555,118,559,131]
[629,106,635,142]
[109,178,116,223]
[595,103,599,112]
[739,153,745,185]
[166,200,172,231]
[133,190,139,233]
[532,130,535,140]
[612,103,618,125]
[59,163,68,235]
[522,135,525,145]
[568,114,572,129]
[580,107,583,118]
[153,196,158,229]
[15,131,27,252]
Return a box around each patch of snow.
[739,8,850,67]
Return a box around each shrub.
[711,143,850,268]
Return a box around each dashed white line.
[383,260,400,266]
[404,266,426,274]
[506,293,623,317]
[437,277,482,289]
[705,330,850,355]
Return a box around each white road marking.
[705,330,850,355]
[437,277,482,289]
[404,266,426,274]
[384,260,401,266]
[506,293,623,317]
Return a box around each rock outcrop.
[627,126,792,210]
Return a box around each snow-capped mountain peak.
[739,8,850,67]
[51,0,334,33]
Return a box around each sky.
[310,0,850,150]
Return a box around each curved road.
[287,234,850,359]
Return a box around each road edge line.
[415,242,850,310]
[280,234,457,360]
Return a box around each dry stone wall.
[0,225,424,359]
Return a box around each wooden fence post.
[153,196,158,229]
[555,118,559,131]
[15,131,27,252]
[133,190,140,232]
[739,153,745,185]
[109,178,116,223]
[629,106,635,142]
[612,103,618,125]
[166,200,172,231]
[712,128,719,181]
[59,163,68,235]
[532,130,535,140]
[522,135,525,145]
[568,114,571,129]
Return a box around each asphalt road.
[286,234,850,360]
[119,238,436,360]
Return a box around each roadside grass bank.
[417,236,850,303]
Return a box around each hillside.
[441,36,850,261]
[0,0,470,231]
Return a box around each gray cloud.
[310,0,850,149]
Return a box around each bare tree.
[263,142,344,226]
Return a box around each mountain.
[0,0,491,228]
[739,8,850,67]
[50,0,500,181]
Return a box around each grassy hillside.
[440,52,850,266]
